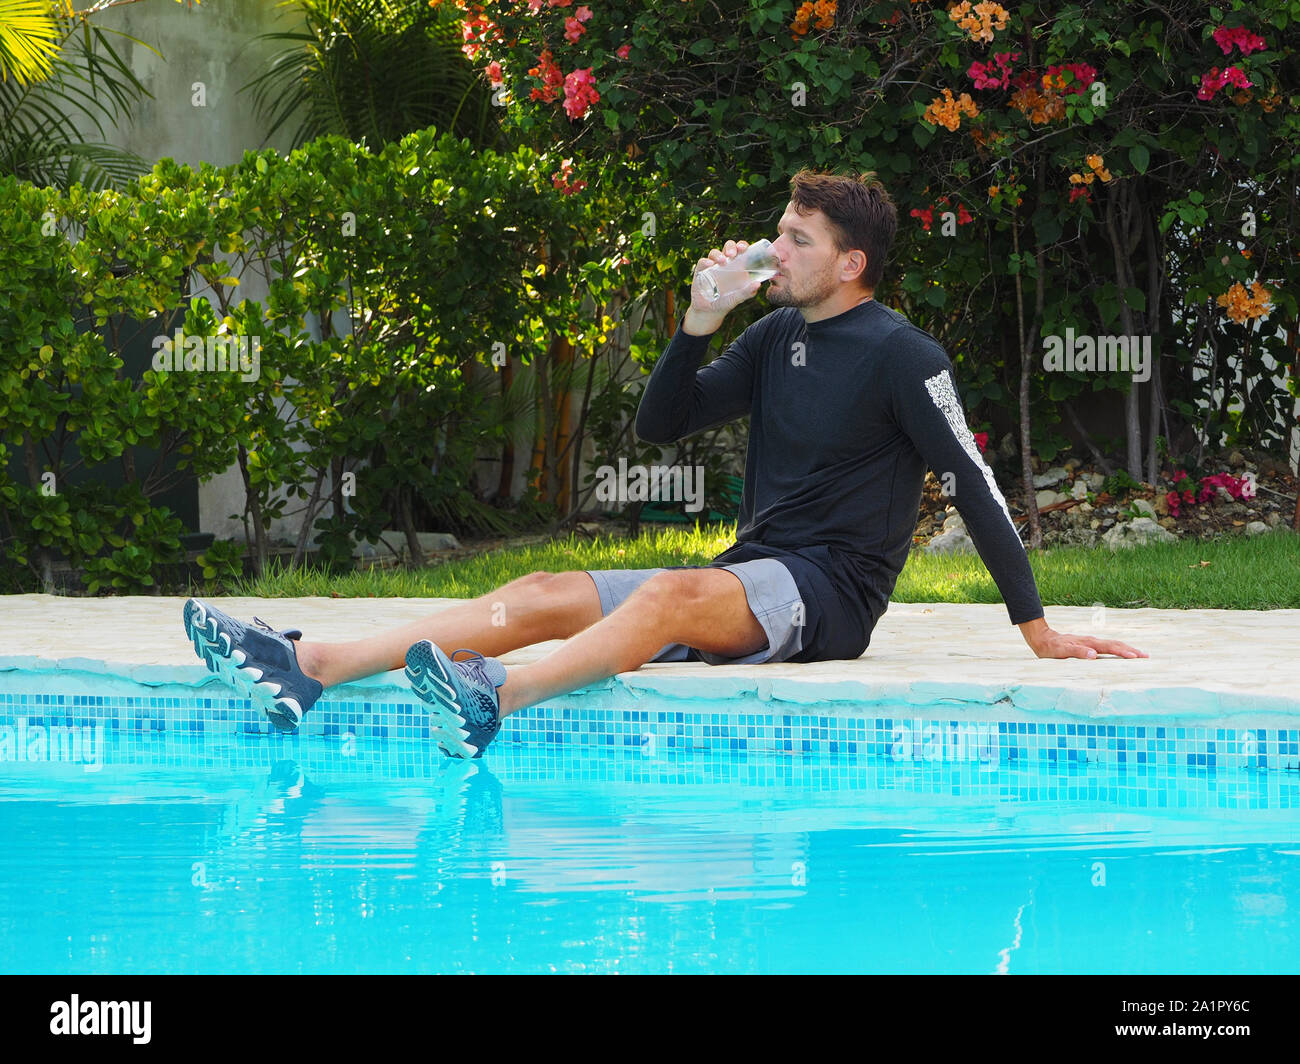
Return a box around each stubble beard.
[765,264,841,310]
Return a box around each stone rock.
[1035,489,1069,508]
[1266,512,1282,528]
[1070,479,1089,500]
[354,531,461,560]
[1033,466,1069,488]
[1246,521,1270,536]
[1228,449,1245,468]
[1153,493,1170,516]
[1158,517,1178,530]
[1078,502,1093,514]
[941,512,966,533]
[1064,458,1082,472]
[926,526,975,554]
[998,433,1017,458]
[1087,473,1105,491]
[1102,516,1177,549]
[1131,498,1157,519]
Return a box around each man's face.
[766,203,866,309]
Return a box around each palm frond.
[0,15,154,189]
[239,0,503,151]
[0,0,64,86]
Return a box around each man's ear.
[844,249,868,283]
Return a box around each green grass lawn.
[231,522,1300,610]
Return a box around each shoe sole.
[183,599,304,733]
[404,641,485,759]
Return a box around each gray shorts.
[584,559,805,666]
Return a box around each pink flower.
[616,42,631,60]
[575,5,593,21]
[1198,65,1252,100]
[1213,25,1267,56]
[547,0,572,7]
[485,61,503,86]
[969,50,1020,90]
[564,16,586,42]
[527,0,543,11]
[562,67,599,119]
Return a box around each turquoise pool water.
[0,730,1296,974]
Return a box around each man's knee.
[631,569,734,614]
[484,570,599,634]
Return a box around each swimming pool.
[1,718,1296,974]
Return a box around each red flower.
[1044,61,1096,95]
[1198,65,1252,100]
[528,49,565,103]
[973,432,989,455]
[616,42,631,60]
[1213,25,1267,56]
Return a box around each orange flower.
[1216,281,1273,324]
[791,0,833,33]
[923,87,979,131]
[1083,154,1112,182]
[988,185,999,197]
[948,0,1008,43]
[1009,84,1065,124]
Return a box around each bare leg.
[496,568,766,718]
[292,570,603,688]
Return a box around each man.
[183,169,1145,759]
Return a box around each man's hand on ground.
[1017,617,1148,659]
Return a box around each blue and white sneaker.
[183,598,323,733]
[405,641,507,759]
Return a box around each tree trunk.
[1103,182,1146,479]
[237,444,269,577]
[398,487,424,566]
[291,466,327,568]
[1011,222,1043,548]
[497,357,515,500]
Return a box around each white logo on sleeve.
[922,369,1016,532]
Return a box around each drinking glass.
[698,239,780,303]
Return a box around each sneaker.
[405,641,507,759]
[183,598,323,733]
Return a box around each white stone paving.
[1,594,1297,720]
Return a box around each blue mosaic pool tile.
[3,687,1300,771]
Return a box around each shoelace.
[451,649,495,691]
[252,616,277,634]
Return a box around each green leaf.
[1124,286,1147,312]
[1129,145,1150,174]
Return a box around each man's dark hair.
[788,169,898,292]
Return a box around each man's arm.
[635,242,767,445]
[888,334,1146,659]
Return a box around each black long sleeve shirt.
[635,299,1044,636]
